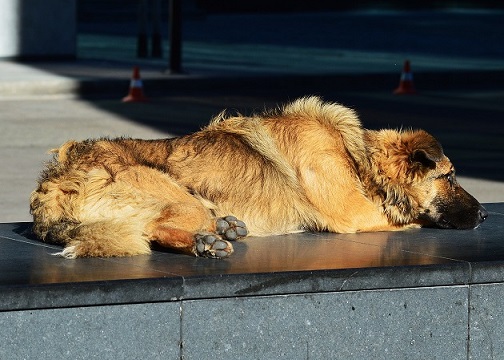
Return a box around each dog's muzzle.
[478,204,488,224]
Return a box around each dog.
[30,96,487,259]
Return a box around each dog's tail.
[30,203,152,258]
[47,220,151,259]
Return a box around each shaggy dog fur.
[30,96,487,258]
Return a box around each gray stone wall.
[2,284,503,359]
[0,0,76,59]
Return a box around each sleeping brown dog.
[30,96,487,258]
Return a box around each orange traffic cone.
[122,66,148,102]
[393,60,416,95]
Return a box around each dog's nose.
[478,205,488,223]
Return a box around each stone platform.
[1,203,503,359]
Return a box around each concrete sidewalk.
[0,9,503,97]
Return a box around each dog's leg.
[152,227,233,258]
[50,215,248,259]
[147,204,247,258]
[33,161,248,258]
[193,216,248,258]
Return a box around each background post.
[168,0,182,74]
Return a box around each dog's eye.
[446,172,455,186]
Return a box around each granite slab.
[0,203,503,310]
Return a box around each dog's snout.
[478,205,488,223]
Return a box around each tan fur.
[30,96,486,258]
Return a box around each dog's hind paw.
[52,245,78,259]
[194,233,234,259]
[216,215,248,241]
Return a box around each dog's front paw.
[216,215,248,241]
[194,233,234,259]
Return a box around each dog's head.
[368,129,487,229]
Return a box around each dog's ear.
[411,148,440,169]
[405,130,444,170]
[373,129,444,180]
